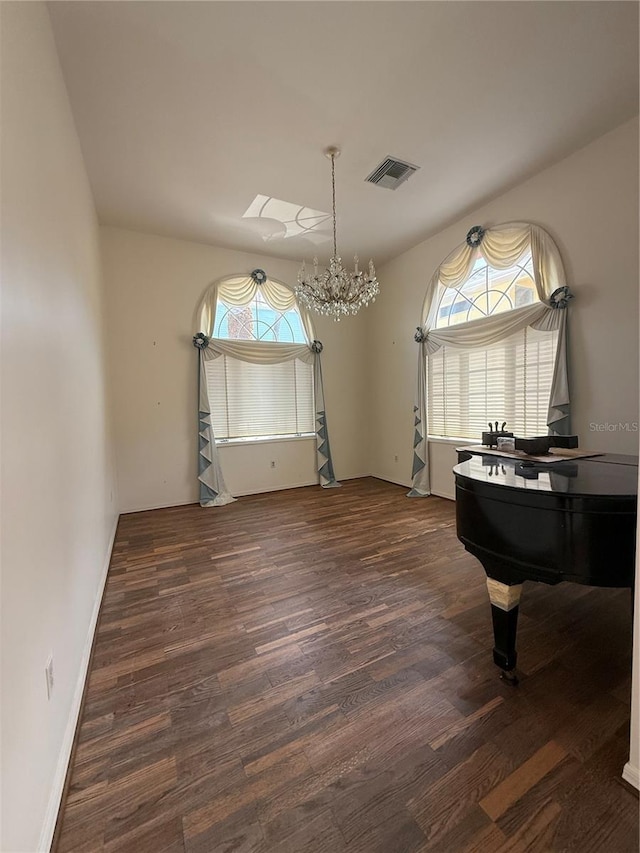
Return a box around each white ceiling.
[48,1,639,266]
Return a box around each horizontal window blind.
[205,355,314,440]
[428,326,558,440]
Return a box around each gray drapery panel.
[313,351,340,488]
[533,308,570,435]
[197,351,236,507]
[407,339,430,496]
[409,222,572,496]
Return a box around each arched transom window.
[434,254,537,328]
[213,289,307,343]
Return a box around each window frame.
[206,278,315,444]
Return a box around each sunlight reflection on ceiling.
[242,194,332,244]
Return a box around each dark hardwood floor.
[55,478,638,853]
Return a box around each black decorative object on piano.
[549,434,579,449]
[453,451,637,685]
[481,421,514,448]
[514,435,550,455]
[480,427,579,455]
[513,435,580,455]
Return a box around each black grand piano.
[454,450,637,683]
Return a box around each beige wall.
[369,118,639,496]
[100,227,369,513]
[0,4,118,851]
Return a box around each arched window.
[203,274,315,442]
[429,251,556,438]
[418,222,569,445]
[410,221,571,497]
[195,270,339,506]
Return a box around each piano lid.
[454,453,638,498]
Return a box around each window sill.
[427,435,476,446]
[216,433,315,448]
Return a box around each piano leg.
[486,578,523,684]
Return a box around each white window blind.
[428,326,558,440]
[205,356,314,440]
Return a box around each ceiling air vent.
[365,156,419,190]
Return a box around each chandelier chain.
[296,146,379,321]
[331,153,337,258]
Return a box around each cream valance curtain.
[409,222,571,498]
[422,222,565,329]
[195,273,339,507]
[202,340,314,365]
[424,302,565,354]
[198,274,316,344]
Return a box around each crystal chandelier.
[296,147,379,320]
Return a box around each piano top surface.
[454,453,638,499]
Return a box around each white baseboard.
[333,472,371,482]
[622,761,640,790]
[121,496,197,514]
[232,478,319,497]
[431,488,455,501]
[368,472,456,502]
[37,512,119,853]
[233,475,374,496]
[369,471,412,489]
[121,475,375,514]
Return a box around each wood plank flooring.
[55,478,638,853]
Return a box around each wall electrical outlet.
[45,656,54,700]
